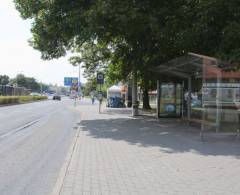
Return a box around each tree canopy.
[0,75,10,85]
[14,0,240,63]
[10,74,40,92]
[14,0,240,107]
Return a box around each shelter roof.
[154,53,233,79]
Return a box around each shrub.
[0,96,47,105]
[18,96,47,103]
[0,96,19,104]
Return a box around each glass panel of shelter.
[155,53,240,135]
[202,60,240,133]
[159,83,183,118]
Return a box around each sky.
[0,1,86,86]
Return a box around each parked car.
[53,95,61,100]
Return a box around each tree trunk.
[142,82,151,110]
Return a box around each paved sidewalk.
[58,102,240,195]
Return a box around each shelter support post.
[200,106,205,141]
[181,80,185,118]
[201,92,206,141]
[78,63,81,97]
[156,80,160,118]
[187,77,192,124]
[216,72,222,133]
[132,69,138,116]
[201,62,207,141]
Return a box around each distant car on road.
[53,95,61,100]
[30,92,41,96]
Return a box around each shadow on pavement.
[79,116,240,158]
[102,108,132,115]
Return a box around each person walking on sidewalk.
[90,91,95,104]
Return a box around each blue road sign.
[97,73,104,84]
[64,77,78,86]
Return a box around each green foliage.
[0,75,10,85]
[16,1,240,58]
[0,96,19,104]
[0,74,52,94]
[218,22,240,62]
[10,74,40,92]
[18,95,47,102]
[14,0,240,80]
[69,41,111,77]
[82,77,97,96]
[41,83,50,92]
[0,96,47,105]
[82,75,108,97]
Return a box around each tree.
[14,0,240,62]
[0,75,10,85]
[10,74,40,92]
[11,1,180,107]
[41,83,50,92]
[14,0,240,108]
[82,77,97,97]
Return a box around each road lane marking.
[0,106,65,141]
[0,119,40,139]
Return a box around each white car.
[30,92,41,96]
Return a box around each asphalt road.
[0,98,82,195]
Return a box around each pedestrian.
[91,95,95,104]
[90,91,95,105]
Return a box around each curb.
[51,126,81,195]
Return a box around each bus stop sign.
[97,73,104,84]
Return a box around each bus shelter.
[154,53,240,139]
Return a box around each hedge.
[0,96,47,105]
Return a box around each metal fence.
[0,85,29,96]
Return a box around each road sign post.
[97,73,104,113]
[97,73,104,85]
[64,77,79,107]
[98,91,103,113]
